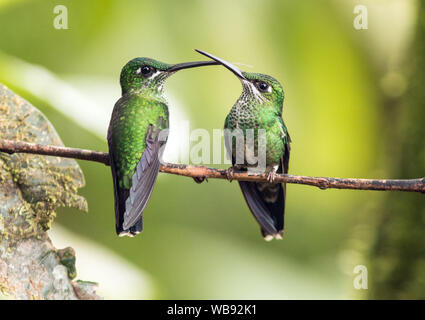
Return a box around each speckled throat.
[139,71,171,97]
[226,82,267,130]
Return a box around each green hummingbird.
[108,57,217,237]
[196,50,291,241]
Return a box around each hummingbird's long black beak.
[195,49,247,80]
[167,60,219,72]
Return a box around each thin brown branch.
[1,139,424,193]
[0,139,110,165]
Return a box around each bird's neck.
[128,87,166,102]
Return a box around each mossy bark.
[0,84,99,299]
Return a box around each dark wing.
[278,130,291,235]
[121,125,163,231]
[224,126,235,166]
[283,131,291,174]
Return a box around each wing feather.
[122,125,163,230]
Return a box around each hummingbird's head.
[195,50,285,112]
[240,72,284,107]
[120,57,217,95]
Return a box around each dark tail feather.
[115,187,143,236]
[110,153,143,237]
[238,181,285,240]
[114,181,143,237]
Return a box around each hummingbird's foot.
[193,176,208,184]
[266,166,279,183]
[226,167,236,182]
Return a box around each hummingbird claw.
[226,167,235,182]
[193,176,208,184]
[267,167,278,183]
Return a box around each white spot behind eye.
[266,85,272,93]
[136,67,142,75]
[260,82,272,93]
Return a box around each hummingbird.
[108,57,217,237]
[196,49,291,241]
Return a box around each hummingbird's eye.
[137,66,155,77]
[256,81,270,93]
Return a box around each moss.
[0,84,95,299]
[0,280,10,296]
[0,84,87,243]
[0,83,87,237]
[58,247,77,280]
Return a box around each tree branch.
[1,139,424,193]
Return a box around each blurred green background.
[0,0,424,299]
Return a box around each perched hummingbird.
[196,50,291,241]
[108,57,217,236]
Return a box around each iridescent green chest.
[224,101,286,166]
